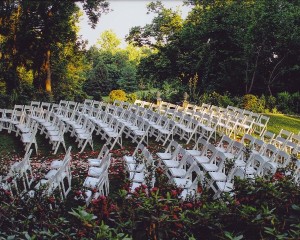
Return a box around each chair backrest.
[30,101,40,108]
[260,162,277,178]
[227,141,245,159]
[193,137,209,152]
[278,129,293,140]
[97,144,110,160]
[259,115,270,125]
[261,143,278,161]
[84,99,94,108]
[217,135,233,150]
[214,151,227,173]
[203,143,218,161]
[261,130,276,143]
[272,150,290,168]
[252,138,265,154]
[132,143,145,157]
[41,102,51,111]
[246,154,266,174]
[165,140,179,153]
[241,134,255,147]
[58,146,72,167]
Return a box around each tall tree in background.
[0,0,109,101]
[84,30,151,98]
[135,0,300,97]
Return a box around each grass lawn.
[264,113,300,135]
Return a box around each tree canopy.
[0,0,109,103]
[131,0,300,100]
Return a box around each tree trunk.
[247,46,261,94]
[45,49,52,93]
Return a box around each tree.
[0,0,109,102]
[126,1,183,49]
[97,30,121,53]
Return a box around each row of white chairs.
[1,147,73,201]
[1,149,34,195]
[135,99,270,138]
[123,143,155,192]
[83,144,111,205]
[34,146,72,199]
[156,133,299,199]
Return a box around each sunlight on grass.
[265,113,300,135]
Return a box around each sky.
[78,1,192,48]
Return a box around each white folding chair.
[21,123,38,154]
[252,115,270,136]
[49,121,67,154]
[101,120,125,150]
[186,137,209,157]
[272,129,293,150]
[88,144,110,167]
[75,120,95,153]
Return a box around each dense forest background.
[0,0,299,112]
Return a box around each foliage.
[126,93,137,104]
[134,0,300,98]
[277,91,300,114]
[0,0,109,100]
[0,134,300,239]
[109,90,127,103]
[264,113,300,135]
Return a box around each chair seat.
[186,150,201,156]
[16,125,30,133]
[173,178,192,188]
[88,158,101,167]
[169,168,186,178]
[48,130,59,136]
[133,130,145,136]
[209,172,227,181]
[202,126,213,132]
[21,133,32,143]
[194,156,209,164]
[162,160,180,168]
[158,129,171,134]
[106,132,118,138]
[123,156,135,164]
[45,169,58,179]
[49,135,63,141]
[180,189,196,200]
[202,163,218,172]
[129,172,144,182]
[102,127,114,132]
[130,182,143,192]
[75,128,87,134]
[127,164,144,172]
[83,176,99,188]
[77,133,90,139]
[216,181,234,192]
[88,166,105,177]
[50,159,63,169]
[45,126,58,132]
[156,152,172,160]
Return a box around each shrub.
[241,94,265,112]
[0,94,10,108]
[291,92,300,114]
[277,91,292,113]
[242,94,258,111]
[126,93,137,103]
[139,91,156,103]
[266,95,277,111]
[109,89,127,103]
